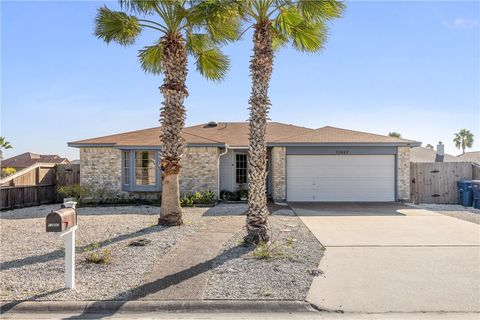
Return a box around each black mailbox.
[46,208,77,232]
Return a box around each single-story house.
[410,143,480,164]
[68,122,421,202]
[1,152,70,170]
[457,151,480,164]
[410,142,457,163]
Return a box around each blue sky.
[1,1,479,160]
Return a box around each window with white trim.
[235,153,248,184]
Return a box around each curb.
[1,300,316,314]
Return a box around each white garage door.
[287,155,395,202]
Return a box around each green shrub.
[180,190,217,207]
[1,167,16,178]
[180,194,194,207]
[85,248,111,264]
[236,188,248,199]
[83,242,111,264]
[57,184,91,201]
[250,241,285,260]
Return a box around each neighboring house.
[68,122,421,202]
[410,143,479,164]
[456,151,480,164]
[410,142,458,163]
[1,152,70,170]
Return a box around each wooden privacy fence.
[410,162,480,204]
[0,163,80,210]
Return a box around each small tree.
[453,129,474,154]
[0,137,12,159]
[388,132,401,138]
[1,167,16,178]
[425,144,434,150]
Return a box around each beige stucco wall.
[397,146,411,202]
[80,147,122,193]
[271,146,286,201]
[180,147,219,196]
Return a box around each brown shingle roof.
[1,152,70,169]
[69,122,313,147]
[272,126,419,145]
[68,122,419,147]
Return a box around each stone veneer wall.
[180,147,219,196]
[80,147,122,193]
[397,146,411,202]
[271,147,286,201]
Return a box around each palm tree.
[453,129,474,154]
[0,137,12,160]
[238,0,345,244]
[95,0,239,226]
[388,132,401,138]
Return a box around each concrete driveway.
[290,203,480,313]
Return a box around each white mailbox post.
[46,201,78,289]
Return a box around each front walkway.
[290,203,480,313]
[134,216,245,300]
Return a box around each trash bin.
[457,180,473,207]
[472,180,480,209]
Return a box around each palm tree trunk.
[158,32,188,226]
[244,21,274,244]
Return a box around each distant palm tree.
[95,0,239,226]
[425,144,434,150]
[0,137,12,159]
[388,132,401,138]
[453,129,474,154]
[237,0,345,244]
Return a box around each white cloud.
[446,18,478,30]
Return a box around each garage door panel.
[287,155,395,202]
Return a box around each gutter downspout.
[217,145,229,200]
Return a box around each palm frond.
[94,6,142,46]
[274,7,303,35]
[297,0,346,22]
[119,0,159,14]
[188,0,241,43]
[186,33,229,81]
[138,42,164,74]
[290,21,326,52]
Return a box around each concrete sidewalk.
[292,204,480,313]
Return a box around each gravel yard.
[409,203,480,224]
[0,204,223,301]
[204,206,324,300]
